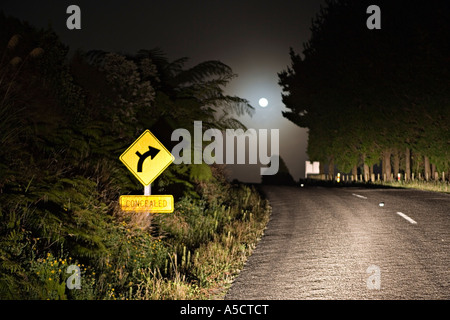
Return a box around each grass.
[303,176,450,194]
[374,179,450,194]
[0,177,271,300]
[132,184,271,300]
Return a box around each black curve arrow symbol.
[135,146,160,172]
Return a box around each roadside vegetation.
[375,180,449,194]
[304,176,450,194]
[0,14,270,299]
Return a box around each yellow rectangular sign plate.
[119,195,174,213]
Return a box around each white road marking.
[352,193,368,199]
[396,212,417,224]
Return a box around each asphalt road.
[226,185,450,299]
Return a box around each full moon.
[258,97,268,107]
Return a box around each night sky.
[2,0,325,182]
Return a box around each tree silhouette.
[279,0,450,179]
[261,156,295,185]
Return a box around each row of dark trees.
[279,0,450,181]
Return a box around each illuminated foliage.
[0,14,267,299]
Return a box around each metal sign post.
[144,184,151,217]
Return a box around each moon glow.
[258,97,268,107]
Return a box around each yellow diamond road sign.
[119,130,174,186]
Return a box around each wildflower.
[29,47,44,58]
[7,34,20,49]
